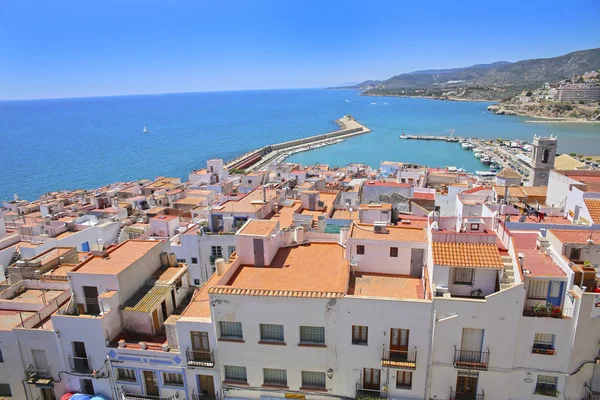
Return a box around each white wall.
[346,239,426,275]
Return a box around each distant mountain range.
[343,48,600,96]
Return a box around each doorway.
[362,368,380,391]
[390,328,409,361]
[82,286,100,314]
[143,371,159,396]
[198,375,216,400]
[191,331,211,362]
[455,372,479,400]
[410,249,424,277]
[152,309,160,332]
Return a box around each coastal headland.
[226,115,371,171]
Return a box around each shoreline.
[360,92,493,103]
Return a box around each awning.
[70,395,92,400]
[60,394,75,400]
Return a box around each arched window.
[542,148,550,164]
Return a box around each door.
[40,388,56,400]
[198,374,216,400]
[460,328,484,363]
[574,205,581,221]
[152,309,160,332]
[592,363,600,391]
[253,238,264,267]
[72,342,89,373]
[82,286,100,314]
[456,373,478,400]
[363,368,380,391]
[547,281,564,306]
[31,349,49,372]
[390,329,409,361]
[410,249,424,278]
[81,241,90,252]
[143,371,159,396]
[309,195,316,210]
[191,331,210,361]
[171,289,177,310]
[160,300,168,321]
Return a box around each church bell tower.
[528,135,557,186]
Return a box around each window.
[228,246,236,257]
[453,268,474,285]
[396,371,412,389]
[116,368,136,382]
[535,375,558,397]
[0,384,11,396]
[211,246,223,261]
[176,258,186,264]
[569,247,581,260]
[542,148,550,164]
[470,223,480,231]
[260,324,285,343]
[0,348,3,362]
[301,371,326,389]
[533,333,556,354]
[300,326,325,345]
[219,321,243,340]
[224,365,247,383]
[194,279,200,286]
[357,245,365,255]
[390,247,398,257]
[191,257,198,264]
[263,368,287,386]
[527,280,549,300]
[163,372,184,386]
[352,325,368,345]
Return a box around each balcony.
[531,347,556,356]
[523,304,573,319]
[450,389,485,400]
[355,386,387,400]
[381,349,417,369]
[191,392,217,400]
[584,382,600,400]
[186,348,215,368]
[25,365,53,385]
[69,354,93,374]
[453,347,490,371]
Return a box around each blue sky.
[0,0,599,100]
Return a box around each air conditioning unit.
[373,221,388,234]
[436,285,449,297]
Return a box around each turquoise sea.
[1,89,599,201]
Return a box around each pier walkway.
[226,116,371,171]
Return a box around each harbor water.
[1,89,599,200]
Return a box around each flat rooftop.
[11,289,63,303]
[269,201,299,229]
[239,219,279,237]
[350,223,427,243]
[225,243,349,294]
[512,232,567,278]
[348,273,424,300]
[71,240,161,275]
[332,209,359,220]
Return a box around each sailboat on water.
[143,126,148,134]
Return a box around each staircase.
[500,256,515,290]
[115,226,126,244]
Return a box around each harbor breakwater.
[226,116,371,171]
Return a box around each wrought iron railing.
[453,346,490,371]
[25,364,53,383]
[356,383,387,400]
[450,388,485,400]
[186,348,215,367]
[534,386,559,397]
[381,349,417,369]
[69,354,93,374]
[191,392,217,400]
[122,392,180,400]
[584,382,600,400]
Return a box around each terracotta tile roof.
[548,229,600,245]
[350,223,427,243]
[496,168,522,179]
[224,243,349,294]
[584,199,600,223]
[238,219,279,236]
[71,240,161,275]
[208,287,344,298]
[432,242,504,268]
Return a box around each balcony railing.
[191,392,217,400]
[25,365,53,384]
[122,393,180,400]
[453,347,490,371]
[355,385,387,400]
[450,389,485,400]
[584,382,600,400]
[534,386,559,397]
[69,354,93,374]
[381,349,417,369]
[531,347,556,356]
[186,348,215,368]
[523,303,573,319]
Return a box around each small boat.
[446,137,459,143]
[461,142,474,150]
[476,170,497,177]
[447,166,458,172]
[481,156,492,165]
[143,126,148,134]
[474,152,482,159]
[399,133,408,139]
